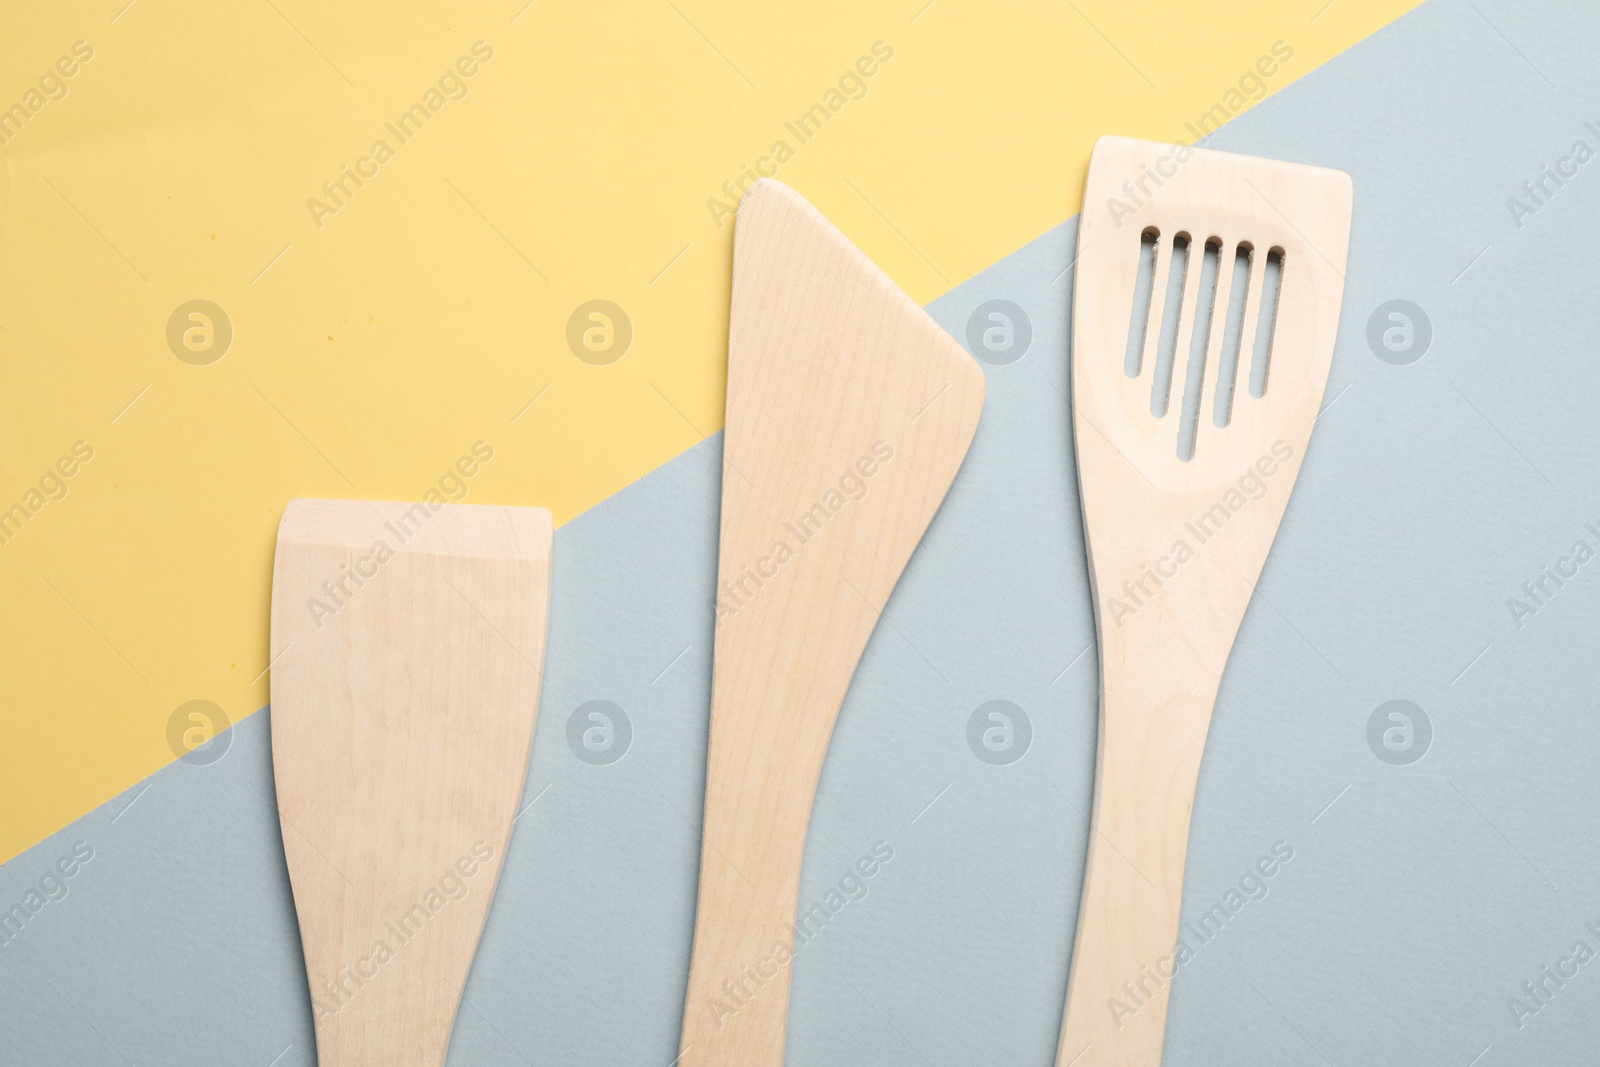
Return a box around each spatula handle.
[678,683,836,1067]
[1056,667,1219,1067]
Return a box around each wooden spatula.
[270,498,552,1067]
[677,179,985,1067]
[1058,136,1351,1066]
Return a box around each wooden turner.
[270,498,552,1067]
[1058,137,1351,1066]
[677,179,985,1067]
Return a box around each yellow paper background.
[0,0,1420,863]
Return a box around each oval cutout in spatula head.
[677,179,985,1067]
[1058,136,1351,1066]
[270,498,552,1067]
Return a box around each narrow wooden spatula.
[1058,136,1351,1066]
[270,498,552,1067]
[678,179,985,1067]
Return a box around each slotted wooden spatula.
[678,179,985,1067]
[1058,137,1351,1066]
[270,498,552,1067]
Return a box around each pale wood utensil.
[1058,136,1351,1066]
[678,179,985,1067]
[270,498,552,1067]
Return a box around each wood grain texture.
[270,498,552,1067]
[678,179,985,1067]
[1058,137,1351,1066]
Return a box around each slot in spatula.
[270,498,552,1067]
[1058,136,1351,1066]
[677,179,985,1067]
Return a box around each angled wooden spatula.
[270,498,552,1067]
[1059,136,1351,1066]
[678,179,985,1067]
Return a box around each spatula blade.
[270,498,551,1067]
